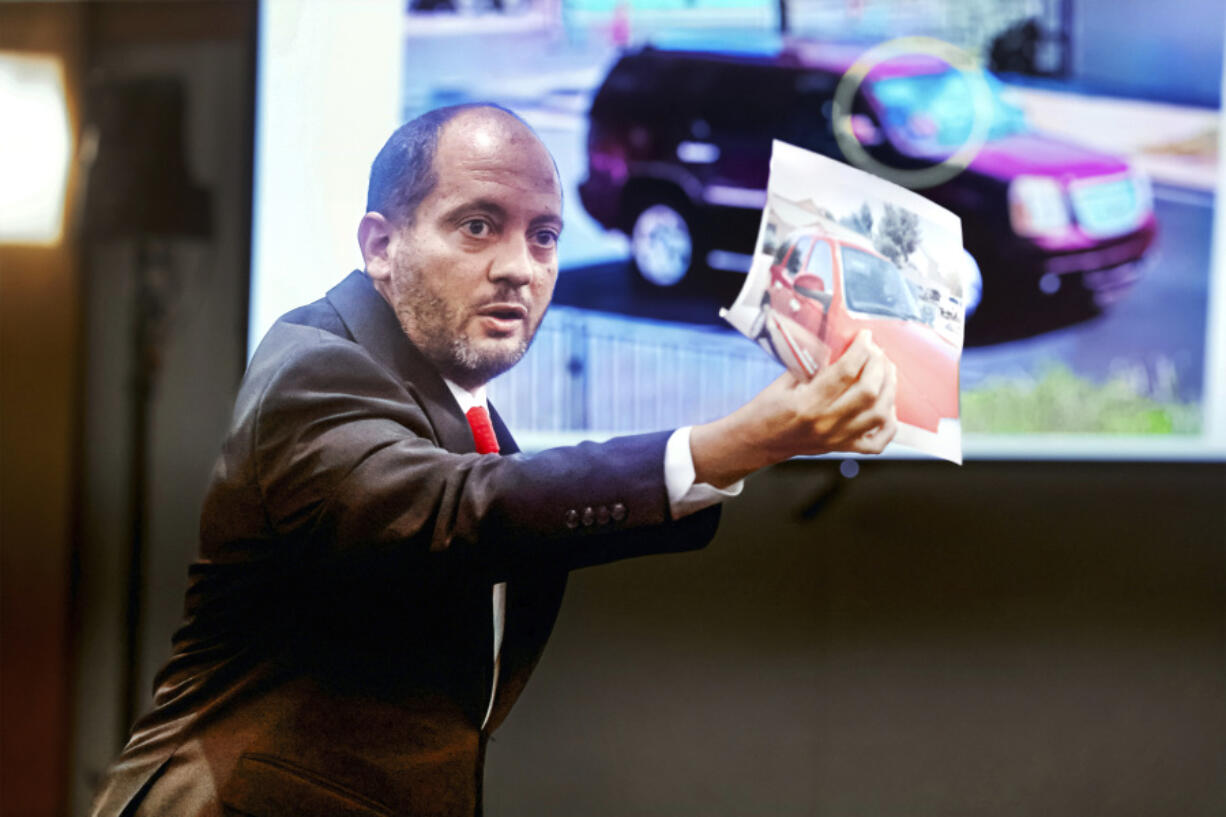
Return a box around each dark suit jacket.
[90,270,720,817]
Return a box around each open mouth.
[478,302,529,321]
[475,302,529,335]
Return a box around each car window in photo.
[803,239,835,291]
[787,235,813,276]
[773,236,796,267]
[841,246,923,321]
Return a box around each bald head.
[365,103,558,228]
[435,107,560,204]
[358,103,564,390]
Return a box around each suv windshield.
[840,246,923,321]
[865,69,1027,153]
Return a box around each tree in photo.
[874,203,921,266]
[841,202,874,238]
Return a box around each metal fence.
[488,306,782,439]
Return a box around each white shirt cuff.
[664,426,744,520]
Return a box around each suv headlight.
[1008,175,1070,237]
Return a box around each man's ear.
[358,212,394,282]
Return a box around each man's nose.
[489,236,534,288]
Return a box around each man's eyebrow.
[530,213,564,231]
[440,199,562,230]
[440,199,508,222]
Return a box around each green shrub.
[961,362,1201,434]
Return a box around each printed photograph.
[723,141,968,461]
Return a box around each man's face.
[380,111,563,390]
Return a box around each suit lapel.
[484,402,566,732]
[486,569,567,733]
[324,271,565,733]
[487,403,519,456]
[326,270,475,454]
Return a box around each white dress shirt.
[441,379,743,728]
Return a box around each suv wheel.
[630,201,695,287]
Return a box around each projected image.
[289,0,1219,453]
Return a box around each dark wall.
[487,459,1226,816]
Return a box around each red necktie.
[466,405,500,455]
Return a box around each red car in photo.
[755,223,959,433]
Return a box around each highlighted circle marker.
[831,36,996,190]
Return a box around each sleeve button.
[611,502,626,521]
[597,505,611,525]
[565,509,579,529]
[581,506,595,526]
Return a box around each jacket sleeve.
[230,331,720,580]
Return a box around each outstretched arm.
[690,330,898,488]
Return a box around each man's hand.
[689,330,898,488]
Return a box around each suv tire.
[628,195,703,288]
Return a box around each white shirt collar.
[442,378,487,414]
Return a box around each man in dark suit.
[91,103,897,816]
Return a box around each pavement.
[1013,87,1218,191]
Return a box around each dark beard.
[439,325,531,388]
[390,275,538,390]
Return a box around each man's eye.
[462,219,491,237]
[532,229,559,248]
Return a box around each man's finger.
[827,330,873,387]
[815,354,892,446]
[852,414,898,454]
[839,360,896,440]
[820,346,889,421]
[857,347,889,397]
[806,331,873,406]
[850,367,899,451]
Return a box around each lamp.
[79,75,212,737]
[0,52,72,245]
